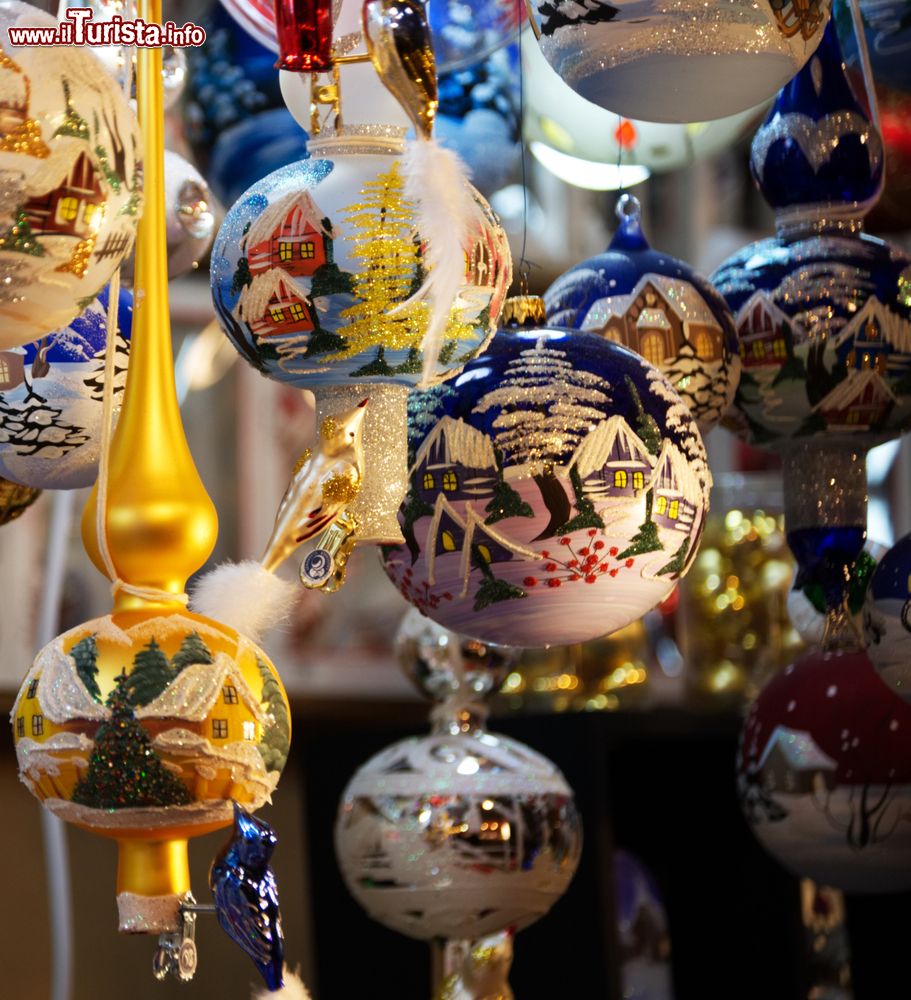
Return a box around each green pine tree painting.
[557,464,605,534]
[472,549,526,611]
[231,255,252,295]
[72,673,191,810]
[171,631,213,673]
[256,656,290,773]
[485,448,533,525]
[0,211,44,257]
[70,634,102,703]
[658,536,690,577]
[125,637,173,707]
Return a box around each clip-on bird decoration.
[191,399,367,639]
[210,802,285,991]
[362,0,484,386]
[436,930,515,1000]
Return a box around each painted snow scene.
[0,14,142,343]
[12,614,290,835]
[546,258,740,433]
[0,285,131,489]
[738,650,911,893]
[210,157,511,387]
[712,234,911,449]
[335,730,581,941]
[380,328,712,647]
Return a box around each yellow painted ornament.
[11,3,289,938]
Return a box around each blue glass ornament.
[210,802,285,991]
[545,195,740,433]
[380,317,711,647]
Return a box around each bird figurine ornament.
[436,930,516,1000]
[191,399,368,639]
[210,802,285,992]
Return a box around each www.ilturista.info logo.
[6,8,205,48]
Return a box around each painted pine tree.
[473,338,610,538]
[473,549,526,611]
[658,536,690,577]
[171,631,213,673]
[485,447,533,524]
[557,463,605,533]
[0,210,44,256]
[256,655,290,773]
[72,672,191,809]
[125,637,173,707]
[69,633,101,703]
[619,375,664,558]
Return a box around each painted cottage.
[571,415,653,500]
[237,269,316,343]
[0,350,26,391]
[758,726,837,795]
[812,368,897,431]
[650,440,700,532]
[23,148,105,239]
[834,297,911,375]
[243,192,332,278]
[735,292,792,368]
[412,416,498,504]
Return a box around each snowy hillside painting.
[381,329,711,647]
[0,285,131,489]
[712,235,911,447]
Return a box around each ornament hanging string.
[516,5,538,292]
[95,10,189,607]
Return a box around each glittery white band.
[117,891,180,934]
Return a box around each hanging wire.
[516,2,531,292]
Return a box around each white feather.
[398,137,479,386]
[190,561,299,643]
[250,968,312,999]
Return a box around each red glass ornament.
[274,0,333,73]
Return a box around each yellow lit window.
[773,339,787,359]
[443,470,458,491]
[441,530,456,552]
[605,328,622,343]
[633,471,644,490]
[15,716,23,738]
[476,544,492,564]
[32,714,44,736]
[270,308,285,323]
[669,499,680,519]
[83,202,103,232]
[752,341,766,360]
[846,411,860,424]
[656,496,668,515]
[223,685,238,705]
[300,241,315,259]
[57,196,79,223]
[695,332,714,359]
[614,470,628,489]
[212,719,228,739]
[278,241,293,261]
[242,721,256,741]
[27,679,38,699]
[423,472,434,490]
[289,302,305,322]
[0,357,8,383]
[641,332,665,367]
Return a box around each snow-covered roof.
[23,143,97,198]
[734,290,790,331]
[579,273,722,333]
[649,438,705,503]
[136,652,270,726]
[0,55,26,106]
[237,268,308,322]
[758,725,837,772]
[244,190,331,250]
[413,415,497,471]
[812,368,898,413]
[26,638,110,725]
[572,414,653,479]
[831,295,911,354]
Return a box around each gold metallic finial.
[81,0,218,612]
[500,295,547,329]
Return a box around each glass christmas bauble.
[335,728,581,940]
[12,608,290,930]
[210,147,510,389]
[526,0,830,124]
[738,647,911,893]
[545,196,740,434]
[0,284,131,490]
[0,2,142,347]
[395,607,518,703]
[380,323,711,648]
[835,0,911,95]
[864,532,911,701]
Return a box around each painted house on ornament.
[236,269,316,343]
[243,192,332,278]
[581,274,724,368]
[571,415,653,500]
[834,297,911,374]
[649,441,699,532]
[23,148,105,240]
[0,53,28,134]
[812,368,896,431]
[412,416,498,504]
[735,292,793,368]
[424,494,535,594]
[758,726,837,795]
[0,350,26,391]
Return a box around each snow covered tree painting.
[381,330,711,646]
[537,0,619,36]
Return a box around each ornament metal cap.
[500,294,546,329]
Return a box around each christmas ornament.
[835,0,911,95]
[435,931,515,1000]
[212,0,510,561]
[163,151,216,279]
[219,0,522,73]
[0,1,141,346]
[12,13,290,969]
[522,26,765,182]
[210,803,285,990]
[738,646,911,893]
[381,301,711,648]
[712,20,911,456]
[0,284,131,490]
[274,0,333,73]
[526,0,830,123]
[864,531,911,701]
[545,194,740,434]
[336,625,581,941]
[614,850,674,1000]
[0,475,39,524]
